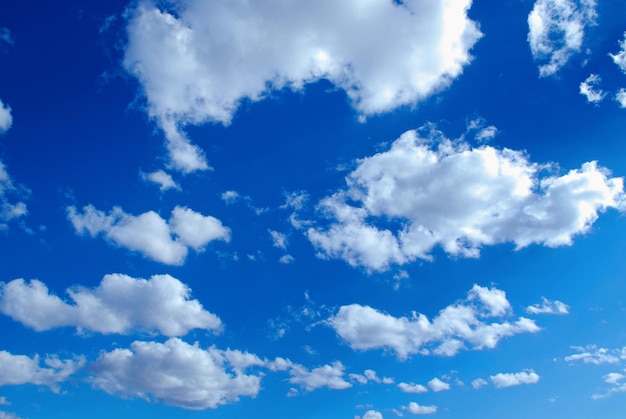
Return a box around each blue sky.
[1,0,626,418]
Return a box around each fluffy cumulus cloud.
[399,382,429,393]
[140,170,180,191]
[525,297,569,315]
[123,0,482,172]
[307,127,624,271]
[0,99,12,134]
[329,284,539,359]
[610,32,626,73]
[0,351,84,392]
[564,345,626,365]
[489,370,540,388]
[616,88,626,108]
[360,411,384,419]
[405,402,437,415]
[592,371,626,399]
[0,162,27,228]
[527,0,597,76]
[471,378,488,389]
[288,361,352,391]
[579,74,605,104]
[427,377,450,392]
[67,204,230,265]
[90,338,263,410]
[0,274,222,336]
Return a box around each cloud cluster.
[592,370,626,399]
[90,338,263,410]
[67,205,230,265]
[0,274,222,336]
[329,284,540,359]
[0,351,84,392]
[564,345,626,365]
[123,0,482,171]
[307,127,624,271]
[527,0,597,76]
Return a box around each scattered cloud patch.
[564,345,626,365]
[0,412,24,419]
[0,274,222,336]
[427,377,450,392]
[490,370,540,388]
[0,99,12,134]
[404,402,437,415]
[123,0,481,172]
[329,284,540,359]
[398,382,428,394]
[279,254,295,264]
[288,361,352,391]
[350,369,393,385]
[579,74,605,104]
[0,161,28,228]
[525,297,569,315]
[0,350,84,392]
[472,378,488,389]
[307,127,625,271]
[140,170,180,191]
[269,230,288,250]
[610,32,626,73]
[360,411,383,419]
[527,0,597,76]
[67,204,230,265]
[90,338,263,410]
[615,88,626,108]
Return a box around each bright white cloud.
[140,170,180,191]
[579,74,605,104]
[610,32,626,73]
[399,382,428,394]
[615,88,626,108]
[0,351,84,392]
[361,411,383,419]
[0,161,27,228]
[90,338,263,410]
[0,99,12,134]
[269,230,288,250]
[527,0,597,76]
[525,297,569,315]
[405,402,437,415]
[123,0,481,172]
[427,377,450,392]
[0,274,221,336]
[490,370,540,388]
[472,378,488,389]
[307,127,624,272]
[350,369,393,385]
[592,370,626,399]
[564,345,626,365]
[67,204,230,265]
[329,284,540,359]
[288,361,352,391]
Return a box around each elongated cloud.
[124,0,481,172]
[0,274,222,336]
[405,402,437,415]
[288,361,352,391]
[525,297,569,315]
[329,284,539,359]
[490,370,540,388]
[0,351,84,392]
[528,0,597,76]
[0,99,11,134]
[67,204,230,265]
[307,127,624,271]
[0,161,27,228]
[90,338,263,410]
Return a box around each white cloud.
[0,274,222,336]
[527,0,597,76]
[564,345,626,365]
[0,99,12,134]
[490,370,540,388]
[350,369,393,385]
[0,397,8,406]
[90,338,263,410]
[288,361,352,391]
[307,127,624,272]
[525,297,569,315]
[471,378,488,389]
[123,0,481,172]
[67,204,230,265]
[405,402,437,415]
[0,412,24,419]
[279,254,295,264]
[609,32,626,73]
[427,377,450,392]
[0,161,28,228]
[0,350,84,392]
[592,370,626,399]
[615,88,626,108]
[398,382,428,394]
[221,190,240,204]
[140,170,180,191]
[269,230,288,250]
[579,74,605,104]
[329,284,540,359]
[361,411,383,419]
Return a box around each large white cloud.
[0,274,222,336]
[123,0,482,172]
[489,370,540,388]
[527,0,597,76]
[90,338,263,410]
[0,351,84,392]
[307,127,624,271]
[67,204,230,265]
[0,99,12,134]
[329,284,539,359]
